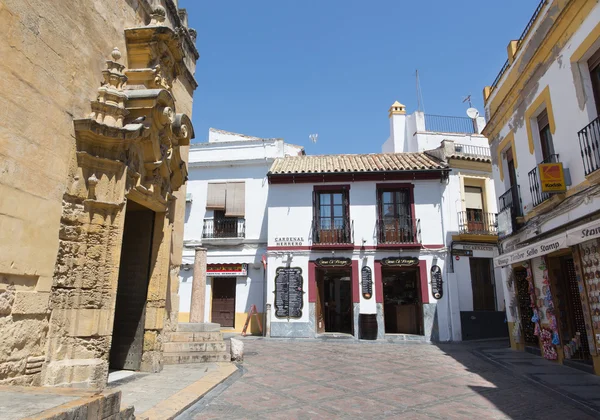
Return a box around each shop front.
[496,217,600,374]
[207,263,250,331]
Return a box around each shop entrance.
[211,277,236,328]
[382,269,423,335]
[109,201,155,371]
[316,269,353,334]
[551,256,591,362]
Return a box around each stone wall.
[0,0,197,387]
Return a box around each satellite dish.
[466,108,480,119]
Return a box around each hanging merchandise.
[576,240,600,355]
[539,257,560,347]
[540,327,558,360]
[524,262,542,337]
[512,319,522,343]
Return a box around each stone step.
[163,341,227,353]
[163,351,230,365]
[177,322,221,332]
[166,331,223,342]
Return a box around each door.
[211,277,236,327]
[316,271,325,334]
[109,203,155,371]
[515,268,538,346]
[382,270,422,335]
[470,258,496,311]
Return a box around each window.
[464,186,484,232]
[377,187,414,243]
[588,48,600,116]
[204,182,245,239]
[313,188,350,244]
[537,110,555,161]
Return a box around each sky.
[180,0,541,155]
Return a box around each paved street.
[180,338,600,419]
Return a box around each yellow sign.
[539,162,566,193]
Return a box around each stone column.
[189,247,207,323]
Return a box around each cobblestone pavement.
[183,338,600,419]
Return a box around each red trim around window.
[308,261,316,303]
[374,260,383,303]
[265,244,444,251]
[313,184,351,191]
[268,171,447,184]
[352,260,360,303]
[310,244,355,250]
[419,259,429,304]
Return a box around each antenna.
[309,133,318,144]
[462,94,473,108]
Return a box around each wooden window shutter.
[225,181,245,217]
[206,183,226,209]
[589,48,600,72]
[464,186,484,210]
[537,109,549,130]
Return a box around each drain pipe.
[439,181,454,341]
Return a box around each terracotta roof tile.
[269,153,447,175]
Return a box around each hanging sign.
[315,257,352,268]
[567,219,600,246]
[361,266,373,299]
[274,267,303,318]
[539,162,566,193]
[207,264,247,277]
[381,257,419,267]
[430,265,443,300]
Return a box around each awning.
[493,232,568,268]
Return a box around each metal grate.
[515,269,537,346]
[578,116,600,176]
[528,154,559,208]
[566,258,591,360]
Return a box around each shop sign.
[274,267,303,318]
[315,257,352,268]
[539,162,566,193]
[452,249,473,257]
[430,265,443,300]
[454,244,496,252]
[493,233,567,268]
[207,263,247,277]
[381,257,419,267]
[567,219,600,246]
[361,266,373,299]
[274,237,305,246]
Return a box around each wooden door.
[315,271,325,334]
[470,258,496,311]
[211,278,236,327]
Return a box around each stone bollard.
[230,337,244,362]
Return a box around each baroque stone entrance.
[40,6,196,388]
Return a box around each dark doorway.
[470,258,496,311]
[316,269,353,334]
[383,269,422,335]
[211,277,236,328]
[514,267,538,347]
[552,256,591,362]
[109,201,155,371]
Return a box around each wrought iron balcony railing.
[528,154,559,208]
[377,216,421,245]
[424,114,477,134]
[578,116,600,176]
[312,219,353,245]
[458,211,498,235]
[202,218,245,239]
[498,185,522,217]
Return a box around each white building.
[264,103,505,341]
[483,1,600,371]
[179,128,303,333]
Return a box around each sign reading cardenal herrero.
[274,267,303,318]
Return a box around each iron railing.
[312,219,353,245]
[498,185,522,217]
[377,216,421,245]
[528,154,560,208]
[458,211,498,235]
[202,218,245,239]
[424,114,477,134]
[578,116,600,176]
[490,0,548,92]
[453,143,491,158]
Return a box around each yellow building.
[484,0,600,373]
[0,1,198,387]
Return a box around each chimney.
[388,101,407,152]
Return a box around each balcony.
[498,185,522,238]
[458,211,497,236]
[578,116,600,176]
[453,143,491,160]
[202,218,245,240]
[377,216,421,246]
[528,154,559,208]
[424,114,477,134]
[312,219,353,247]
